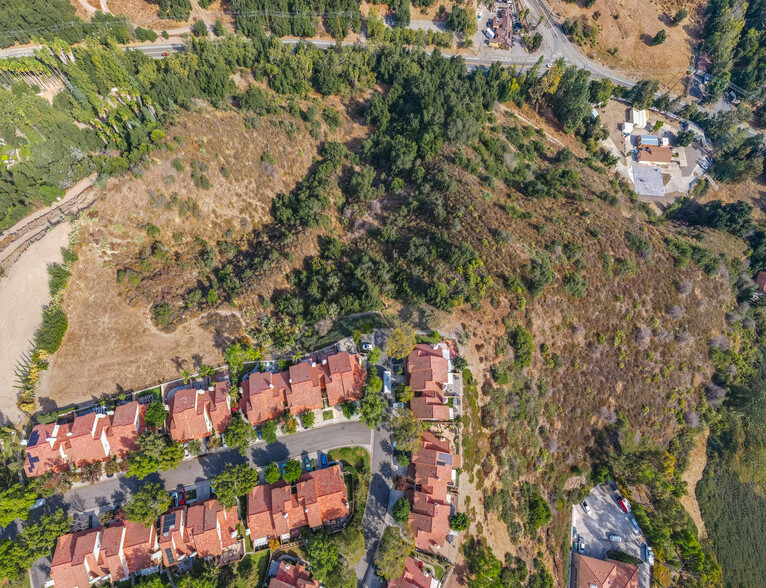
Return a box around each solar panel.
[437,452,453,465]
[27,430,40,447]
[162,512,176,535]
[27,455,39,473]
[165,548,175,564]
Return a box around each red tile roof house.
[408,432,461,553]
[247,465,350,547]
[389,557,438,588]
[167,381,232,443]
[159,499,240,569]
[407,344,454,421]
[24,422,70,477]
[50,521,159,588]
[62,412,112,467]
[108,401,148,457]
[185,499,241,564]
[270,560,320,588]
[241,352,365,426]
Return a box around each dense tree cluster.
[229,0,361,40]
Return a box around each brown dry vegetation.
[45,80,739,580]
[101,0,189,29]
[549,0,703,87]
[40,98,365,407]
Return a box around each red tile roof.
[247,465,349,541]
[64,413,110,465]
[186,499,239,558]
[51,522,158,587]
[410,397,451,421]
[24,423,70,477]
[390,557,434,588]
[271,560,320,588]
[241,353,364,426]
[159,506,192,567]
[573,553,639,588]
[407,344,450,394]
[168,383,231,443]
[108,402,147,457]
[407,432,459,552]
[323,352,366,406]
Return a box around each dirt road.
[680,427,709,538]
[0,174,96,273]
[0,223,71,426]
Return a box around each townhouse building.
[240,351,365,427]
[158,498,240,568]
[167,381,232,443]
[247,465,349,547]
[407,344,454,421]
[49,521,159,587]
[408,432,460,552]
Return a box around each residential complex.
[167,381,232,443]
[269,560,320,588]
[240,351,365,426]
[247,465,350,546]
[571,553,639,588]
[407,344,454,421]
[408,432,460,552]
[159,499,241,568]
[25,400,147,477]
[50,520,159,588]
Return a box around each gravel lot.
[571,484,651,588]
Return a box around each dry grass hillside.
[44,82,740,579]
[549,0,703,87]
[40,98,364,407]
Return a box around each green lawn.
[328,446,370,474]
[323,409,334,421]
[228,551,270,588]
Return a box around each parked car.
[170,491,179,508]
[255,426,262,440]
[361,342,374,352]
[628,514,641,534]
[618,497,631,513]
[321,454,328,469]
[608,534,622,543]
[305,457,312,472]
[645,545,655,565]
[31,498,46,510]
[178,486,186,505]
[581,501,592,514]
[578,539,585,553]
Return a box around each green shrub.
[392,497,410,523]
[153,303,173,327]
[47,264,71,297]
[171,158,185,172]
[35,305,68,353]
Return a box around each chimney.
[310,361,316,367]
[322,359,327,365]
[208,386,214,392]
[288,379,292,384]
[282,512,288,519]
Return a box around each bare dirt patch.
[0,223,71,426]
[680,427,709,538]
[37,244,229,408]
[105,0,189,30]
[548,0,702,87]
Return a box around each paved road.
[39,421,372,516]
[28,421,374,588]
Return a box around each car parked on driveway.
[628,514,641,534]
[618,497,631,513]
[608,534,622,542]
[361,342,374,352]
[581,501,592,514]
[305,457,312,472]
[644,544,655,565]
[321,454,328,469]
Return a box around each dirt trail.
[0,174,96,272]
[680,427,709,538]
[0,222,71,427]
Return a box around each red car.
[618,497,630,513]
[161,52,169,57]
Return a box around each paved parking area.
[571,484,651,588]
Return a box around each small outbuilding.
[631,108,647,128]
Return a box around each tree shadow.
[250,441,290,467]
[641,33,655,46]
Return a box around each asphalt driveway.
[571,484,651,588]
